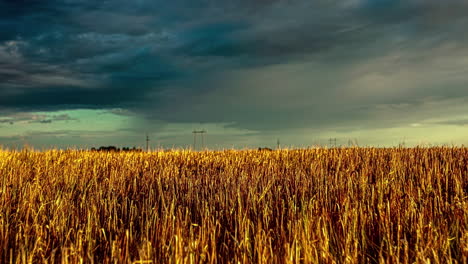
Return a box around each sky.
[1,0,468,150]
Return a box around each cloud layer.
[1,0,468,147]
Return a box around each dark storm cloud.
[0,0,180,111]
[151,0,468,132]
[1,0,468,134]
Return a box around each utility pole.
[277,138,280,150]
[192,130,206,150]
[146,133,150,152]
[193,132,197,150]
[329,138,337,148]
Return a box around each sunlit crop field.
[0,147,467,263]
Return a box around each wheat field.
[0,147,467,263]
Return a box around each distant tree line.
[258,147,273,151]
[90,146,143,152]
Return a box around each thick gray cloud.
[434,119,468,127]
[0,112,76,125]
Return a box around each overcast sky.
[1,0,468,150]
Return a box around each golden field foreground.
[0,147,467,263]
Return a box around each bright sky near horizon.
[1,0,468,149]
